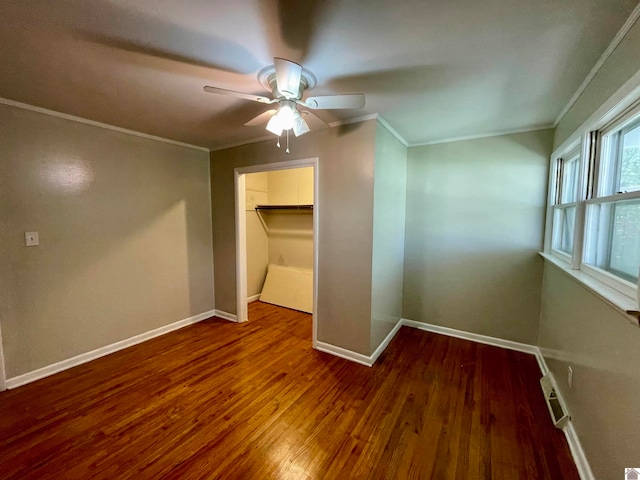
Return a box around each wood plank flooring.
[0,302,579,479]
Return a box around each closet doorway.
[234,157,318,347]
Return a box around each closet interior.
[245,166,314,314]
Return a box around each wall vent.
[540,375,570,429]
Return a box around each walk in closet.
[244,167,314,313]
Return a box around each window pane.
[561,206,576,254]
[610,201,640,281]
[553,206,575,254]
[584,199,640,283]
[620,123,640,193]
[560,157,579,203]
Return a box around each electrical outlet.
[25,231,39,247]
[567,366,573,389]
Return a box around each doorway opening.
[234,157,318,347]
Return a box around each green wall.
[403,129,553,344]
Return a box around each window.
[547,102,640,301]
[600,119,640,196]
[551,149,580,256]
[583,114,640,294]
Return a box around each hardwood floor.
[0,302,579,479]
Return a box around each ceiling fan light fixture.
[292,116,310,137]
[266,115,283,136]
[205,57,365,148]
[265,100,298,136]
[277,101,296,130]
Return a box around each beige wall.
[541,19,640,478]
[539,264,640,480]
[554,16,640,149]
[0,104,214,378]
[245,172,269,298]
[371,123,407,351]
[403,130,552,344]
[211,120,376,355]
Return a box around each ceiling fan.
[203,57,365,150]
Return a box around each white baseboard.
[404,319,549,376]
[315,342,372,367]
[402,318,592,480]
[370,318,403,364]
[542,370,595,480]
[247,294,261,303]
[401,318,541,355]
[562,419,595,480]
[0,324,6,392]
[6,309,216,389]
[316,317,404,367]
[214,310,238,322]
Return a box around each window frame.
[599,110,640,195]
[546,100,640,304]
[550,147,582,259]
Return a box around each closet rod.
[254,204,313,211]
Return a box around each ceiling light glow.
[278,103,295,130]
[266,115,283,136]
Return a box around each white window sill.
[539,252,639,327]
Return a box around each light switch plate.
[25,231,39,246]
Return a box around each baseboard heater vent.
[540,375,570,429]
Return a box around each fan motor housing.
[258,64,317,99]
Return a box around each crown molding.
[552,66,640,159]
[208,134,276,152]
[211,114,388,153]
[554,2,640,127]
[376,115,409,147]
[327,113,379,128]
[410,124,554,147]
[209,116,553,153]
[329,113,410,147]
[0,97,210,152]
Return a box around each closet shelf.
[255,204,313,212]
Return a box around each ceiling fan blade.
[300,111,328,129]
[303,94,365,110]
[203,86,273,104]
[79,31,261,75]
[244,109,277,127]
[274,58,302,99]
[293,116,310,137]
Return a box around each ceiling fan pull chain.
[276,135,281,148]
[286,129,290,154]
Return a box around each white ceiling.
[0,0,637,149]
